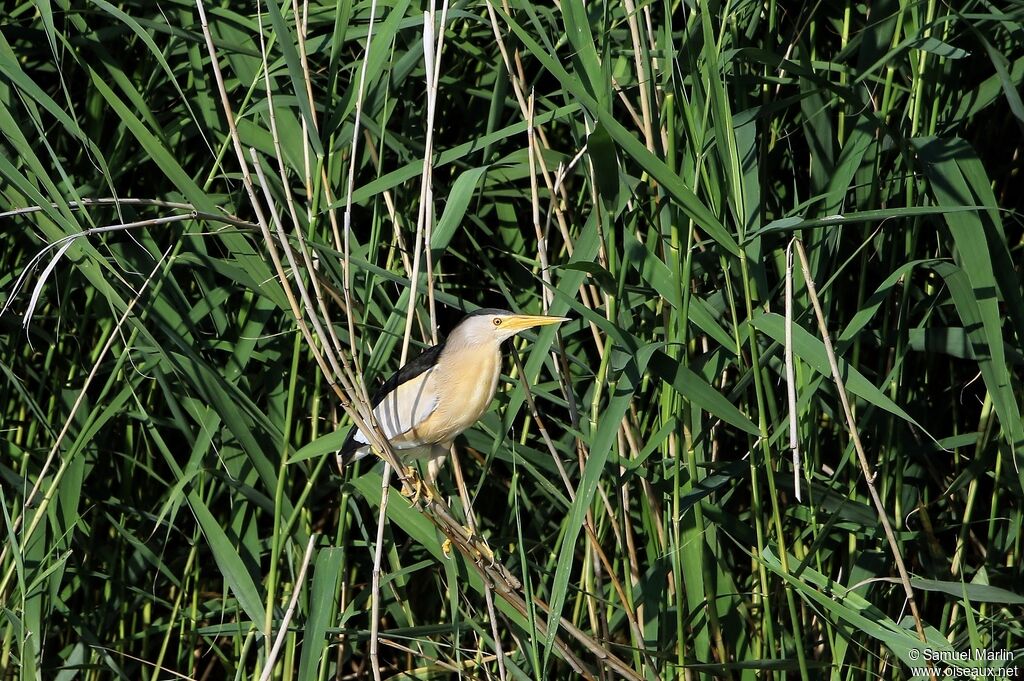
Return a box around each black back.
[337,308,512,466]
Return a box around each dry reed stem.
[1,214,196,325]
[200,4,644,677]
[792,239,934,676]
[526,92,553,311]
[483,5,643,667]
[0,198,255,228]
[369,461,390,681]
[785,240,801,501]
[372,3,448,674]
[196,17,416,680]
[483,0,605,360]
[362,131,414,275]
[449,446,507,681]
[509,350,654,673]
[257,535,317,681]
[341,0,380,316]
[421,0,448,344]
[255,5,347,367]
[0,245,172,596]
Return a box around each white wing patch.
[353,368,438,450]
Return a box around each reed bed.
[1,0,1022,678]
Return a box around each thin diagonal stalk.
[793,239,933,677]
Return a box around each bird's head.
[450,308,570,347]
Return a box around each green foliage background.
[1,0,1022,678]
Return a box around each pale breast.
[406,343,501,447]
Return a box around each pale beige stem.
[792,239,933,663]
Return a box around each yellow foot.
[399,466,435,506]
[440,527,493,563]
[463,525,494,564]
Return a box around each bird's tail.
[335,428,363,473]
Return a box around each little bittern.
[338,309,568,484]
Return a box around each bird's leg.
[399,446,449,507]
[428,445,494,561]
[466,526,494,564]
[399,465,435,506]
[399,464,415,497]
[441,525,494,563]
[422,447,447,506]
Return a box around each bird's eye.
[492,318,502,326]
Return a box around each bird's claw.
[463,525,494,565]
[440,526,493,564]
[399,466,435,506]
